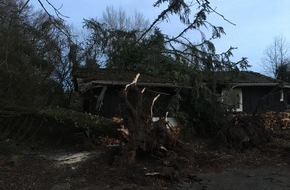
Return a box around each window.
[222,88,243,112]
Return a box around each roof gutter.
[78,79,180,88]
[230,83,281,87]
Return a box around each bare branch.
[262,35,290,77]
[143,0,234,45]
[36,0,71,39]
[210,6,236,26]
[125,73,140,90]
[136,4,174,42]
[44,0,68,19]
[19,0,30,13]
[151,94,160,118]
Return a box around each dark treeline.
[0,0,72,108]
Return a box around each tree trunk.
[121,85,179,163]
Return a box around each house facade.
[73,68,290,116]
[72,67,179,118]
[219,71,290,113]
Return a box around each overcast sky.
[29,0,290,75]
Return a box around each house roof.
[73,67,290,93]
[227,71,277,83]
[73,67,173,84]
[215,71,290,88]
[72,67,178,93]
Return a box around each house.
[72,67,180,118]
[217,71,290,113]
[73,67,290,116]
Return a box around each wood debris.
[217,111,290,150]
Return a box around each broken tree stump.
[120,74,179,164]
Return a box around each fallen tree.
[0,106,120,145]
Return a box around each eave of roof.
[73,67,174,84]
[229,83,280,87]
[229,82,290,89]
[86,80,179,88]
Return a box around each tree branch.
[36,0,71,39]
[136,4,173,43]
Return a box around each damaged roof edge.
[77,79,181,88]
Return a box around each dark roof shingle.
[229,71,278,83]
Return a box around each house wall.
[82,86,122,116]
[242,86,286,113]
[82,86,175,118]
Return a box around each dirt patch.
[41,151,99,165]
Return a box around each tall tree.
[142,0,249,137]
[262,35,290,78]
[0,0,72,108]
